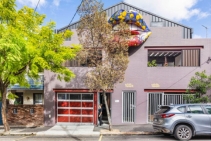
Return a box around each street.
[0,135,211,141]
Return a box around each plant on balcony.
[184,70,211,103]
[148,60,157,67]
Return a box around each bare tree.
[77,0,130,130]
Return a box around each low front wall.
[7,105,44,127]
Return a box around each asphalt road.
[0,135,211,141]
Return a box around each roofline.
[119,1,192,29]
[57,1,192,31]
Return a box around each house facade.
[44,2,211,126]
[5,74,44,126]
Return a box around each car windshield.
[155,106,171,114]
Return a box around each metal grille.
[148,93,163,123]
[122,91,135,123]
[163,94,187,105]
[148,93,187,123]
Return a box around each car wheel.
[174,125,192,141]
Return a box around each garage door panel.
[58,109,69,114]
[82,94,93,100]
[58,116,69,122]
[58,102,69,107]
[69,102,81,107]
[70,109,81,114]
[82,117,93,123]
[82,102,93,107]
[70,116,81,122]
[82,109,93,115]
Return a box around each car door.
[185,105,211,134]
[202,105,211,134]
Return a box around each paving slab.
[36,124,100,136]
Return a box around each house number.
[125,83,134,87]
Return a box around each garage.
[57,93,94,123]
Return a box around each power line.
[67,0,84,28]
[166,60,208,89]
[34,0,41,13]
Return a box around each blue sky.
[16,0,211,38]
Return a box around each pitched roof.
[57,1,192,32]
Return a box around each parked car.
[153,104,211,140]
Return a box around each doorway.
[122,91,136,123]
[99,93,111,123]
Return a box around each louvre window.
[148,49,200,67]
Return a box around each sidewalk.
[0,124,100,136]
[0,123,158,136]
[94,123,159,135]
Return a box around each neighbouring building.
[5,74,44,126]
[44,2,211,126]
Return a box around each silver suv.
[153,104,211,140]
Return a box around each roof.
[57,1,192,33]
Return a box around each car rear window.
[156,106,171,114]
[177,106,186,113]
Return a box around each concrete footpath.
[0,124,158,136]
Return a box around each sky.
[16,0,211,38]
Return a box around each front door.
[122,91,135,123]
[185,105,211,133]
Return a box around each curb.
[36,132,100,137]
[100,129,159,135]
[1,132,37,136]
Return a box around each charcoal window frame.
[33,93,43,105]
[147,48,201,67]
[63,49,102,67]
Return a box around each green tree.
[77,0,130,130]
[184,70,211,103]
[0,0,81,131]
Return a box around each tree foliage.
[184,70,211,103]
[0,0,81,131]
[77,0,130,91]
[77,0,130,130]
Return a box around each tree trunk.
[1,87,10,131]
[103,91,112,131]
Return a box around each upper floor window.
[148,49,200,67]
[65,37,71,41]
[63,49,102,67]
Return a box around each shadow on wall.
[128,42,145,56]
[65,67,89,89]
[44,73,57,126]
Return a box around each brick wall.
[7,105,44,127]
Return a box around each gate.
[148,93,187,123]
[122,91,135,123]
[0,101,2,125]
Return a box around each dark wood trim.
[145,46,204,50]
[53,89,113,93]
[144,89,195,93]
[55,93,57,124]
[94,92,97,125]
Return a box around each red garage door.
[57,93,94,123]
